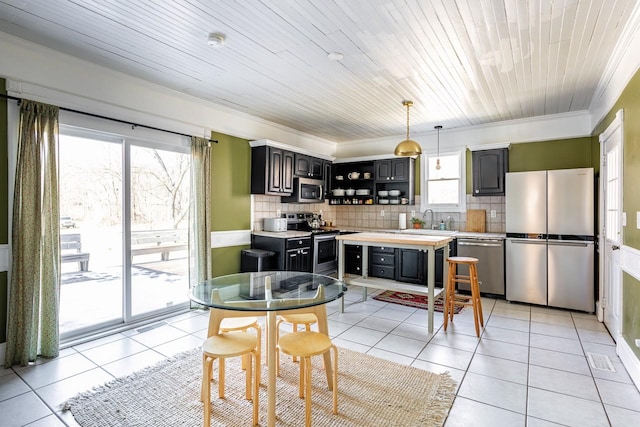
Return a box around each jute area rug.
[64,346,456,426]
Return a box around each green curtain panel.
[189,136,212,286]
[5,100,61,368]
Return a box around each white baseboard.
[618,338,640,392]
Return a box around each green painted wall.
[210,131,251,277]
[465,137,595,194]
[592,67,640,359]
[508,137,595,172]
[1,79,7,343]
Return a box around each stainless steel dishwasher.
[456,237,505,296]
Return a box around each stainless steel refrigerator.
[505,168,595,312]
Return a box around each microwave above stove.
[282,177,324,203]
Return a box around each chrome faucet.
[422,209,434,230]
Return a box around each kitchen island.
[336,232,453,333]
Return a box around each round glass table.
[190,271,345,427]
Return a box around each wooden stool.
[220,316,262,367]
[277,331,338,427]
[444,256,484,337]
[276,313,317,363]
[201,333,260,427]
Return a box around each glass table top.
[190,271,345,311]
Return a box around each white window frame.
[419,149,467,213]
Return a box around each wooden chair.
[277,331,338,427]
[201,333,260,427]
[444,256,484,337]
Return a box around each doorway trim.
[597,109,624,330]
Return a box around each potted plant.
[410,217,425,229]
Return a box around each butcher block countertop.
[335,232,453,246]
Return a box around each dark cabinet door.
[323,160,332,198]
[472,148,508,196]
[375,158,409,181]
[375,160,392,180]
[282,150,295,194]
[267,148,285,193]
[286,247,311,272]
[391,158,409,181]
[265,147,295,194]
[294,154,324,179]
[396,249,425,284]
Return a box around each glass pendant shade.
[394,100,422,157]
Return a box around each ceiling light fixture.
[394,100,422,157]
[328,52,344,61]
[435,125,442,170]
[207,33,225,48]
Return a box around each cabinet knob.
[381,257,385,261]
[475,189,479,193]
[391,177,395,180]
[356,255,360,259]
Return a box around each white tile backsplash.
[252,194,506,233]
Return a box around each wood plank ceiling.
[0,0,636,142]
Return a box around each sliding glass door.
[58,127,190,340]
[129,145,190,316]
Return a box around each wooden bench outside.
[61,233,90,271]
[131,229,188,261]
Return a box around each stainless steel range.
[285,213,339,275]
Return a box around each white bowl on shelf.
[378,190,388,197]
[332,188,345,196]
[389,199,400,204]
[345,188,356,196]
[378,198,389,204]
[355,189,370,195]
[388,190,401,197]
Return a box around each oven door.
[313,233,338,275]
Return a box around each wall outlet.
[490,209,496,218]
[636,338,640,348]
[380,210,385,217]
[637,211,640,229]
[622,212,627,226]
[276,209,281,217]
[410,210,416,218]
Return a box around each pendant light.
[394,101,422,157]
[435,125,442,170]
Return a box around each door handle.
[611,245,620,250]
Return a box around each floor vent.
[587,352,616,372]
[136,321,167,333]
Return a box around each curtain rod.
[0,93,218,144]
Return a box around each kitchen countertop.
[252,227,505,240]
[252,230,313,239]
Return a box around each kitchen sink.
[396,229,457,236]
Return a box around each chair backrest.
[61,233,82,252]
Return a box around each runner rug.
[373,290,469,314]
[64,346,456,427]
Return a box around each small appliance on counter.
[263,217,288,232]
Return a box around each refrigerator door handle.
[611,245,620,250]
[547,241,591,247]
[509,239,546,245]
[458,241,503,248]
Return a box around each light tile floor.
[2,286,640,426]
